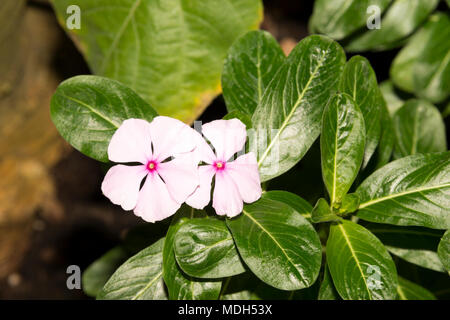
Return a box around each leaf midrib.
[337,223,372,299]
[242,210,307,287]
[359,182,450,209]
[131,270,163,300]
[100,0,142,74]
[257,43,331,167]
[58,92,121,128]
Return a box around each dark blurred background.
[0,0,448,299]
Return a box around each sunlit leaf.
[52,0,263,123]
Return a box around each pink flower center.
[146,160,158,172]
[213,161,226,171]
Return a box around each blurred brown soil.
[0,2,143,298]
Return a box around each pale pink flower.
[187,119,262,217]
[101,117,200,223]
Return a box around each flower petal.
[150,116,200,161]
[226,152,262,203]
[101,164,148,211]
[108,119,152,164]
[157,153,199,204]
[201,119,247,162]
[186,165,215,209]
[212,171,243,217]
[134,173,181,223]
[193,132,217,164]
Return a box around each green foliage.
[309,0,391,40]
[391,13,450,103]
[327,220,398,300]
[50,75,157,162]
[50,2,450,300]
[97,238,167,300]
[162,208,222,300]
[252,35,346,181]
[82,246,128,297]
[438,230,450,272]
[338,56,382,168]
[52,0,263,123]
[393,99,447,158]
[321,93,365,203]
[174,218,245,278]
[311,198,339,223]
[345,0,440,52]
[367,223,445,272]
[397,277,436,300]
[226,197,322,290]
[222,30,284,116]
[318,266,340,300]
[357,152,450,230]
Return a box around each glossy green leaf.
[367,223,445,272]
[50,75,157,162]
[309,0,391,40]
[226,197,322,290]
[393,99,447,159]
[327,220,398,300]
[82,246,128,297]
[52,0,263,123]
[261,190,313,219]
[345,0,439,52]
[252,35,346,182]
[222,30,284,116]
[318,266,340,300]
[97,238,167,300]
[174,218,245,279]
[321,93,365,203]
[163,207,221,300]
[339,56,382,168]
[311,198,339,223]
[391,13,450,103]
[397,276,436,300]
[357,152,450,230]
[339,193,360,215]
[438,230,450,272]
